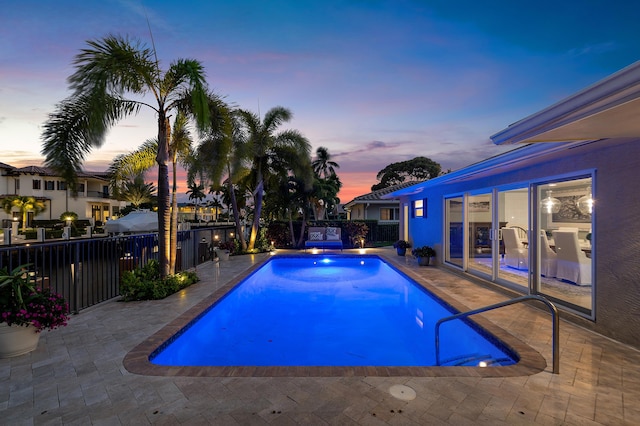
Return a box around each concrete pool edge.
[123,253,548,378]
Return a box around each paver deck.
[2,247,639,425]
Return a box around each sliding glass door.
[495,187,529,290]
[467,193,493,278]
[445,197,463,268]
[534,177,593,314]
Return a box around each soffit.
[492,61,640,144]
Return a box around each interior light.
[577,188,594,214]
[540,190,560,214]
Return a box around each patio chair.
[552,230,591,285]
[502,227,528,270]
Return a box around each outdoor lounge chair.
[304,226,343,251]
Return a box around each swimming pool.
[150,256,517,368]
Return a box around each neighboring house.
[386,61,640,350]
[177,203,223,223]
[0,163,127,227]
[343,181,423,222]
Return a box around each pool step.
[439,353,514,367]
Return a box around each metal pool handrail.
[435,295,559,374]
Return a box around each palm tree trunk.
[228,180,247,251]
[156,115,171,278]
[288,209,296,247]
[170,161,179,274]
[296,209,308,248]
[248,179,263,250]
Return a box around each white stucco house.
[0,163,126,227]
[386,61,640,350]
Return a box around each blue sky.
[2,0,639,201]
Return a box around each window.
[413,198,427,218]
[32,179,41,190]
[57,181,67,190]
[44,180,55,190]
[75,183,85,193]
[15,179,20,191]
[380,207,399,220]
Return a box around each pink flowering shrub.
[1,264,70,332]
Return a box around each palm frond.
[41,94,139,185]
[70,35,156,97]
[164,59,209,130]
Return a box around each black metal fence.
[0,226,235,313]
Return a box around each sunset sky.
[2,1,640,202]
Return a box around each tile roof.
[11,165,109,180]
[345,180,424,204]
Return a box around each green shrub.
[119,260,199,301]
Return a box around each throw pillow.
[326,227,340,241]
[309,231,324,241]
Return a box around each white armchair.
[552,230,591,285]
[540,231,557,277]
[502,227,528,270]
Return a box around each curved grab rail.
[435,295,559,374]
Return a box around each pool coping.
[123,254,548,377]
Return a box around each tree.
[41,35,210,278]
[312,146,340,179]
[120,174,156,208]
[186,182,206,221]
[310,147,341,220]
[107,111,198,272]
[236,106,312,250]
[195,103,250,251]
[1,196,47,232]
[371,156,442,191]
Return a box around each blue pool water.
[151,256,517,367]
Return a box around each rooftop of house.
[344,181,425,207]
[1,163,110,180]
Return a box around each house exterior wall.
[346,202,400,221]
[0,172,126,225]
[400,138,640,349]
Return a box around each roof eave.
[491,60,640,145]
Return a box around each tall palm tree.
[42,35,210,277]
[1,196,47,232]
[107,112,196,272]
[312,146,340,179]
[196,104,250,251]
[237,106,312,250]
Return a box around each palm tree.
[42,35,210,277]
[186,182,206,222]
[196,104,250,251]
[207,198,223,222]
[107,112,196,272]
[120,174,156,208]
[236,106,312,250]
[312,146,340,179]
[1,196,47,232]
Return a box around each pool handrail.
[435,295,559,374]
